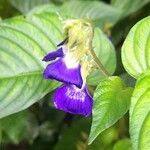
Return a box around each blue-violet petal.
[43,58,83,88]
[53,84,93,117]
[42,47,64,62]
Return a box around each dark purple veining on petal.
[53,84,93,117]
[43,58,83,88]
[42,47,64,62]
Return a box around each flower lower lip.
[53,84,93,117]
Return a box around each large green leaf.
[130,70,150,150]
[9,0,51,14]
[89,76,133,144]
[122,16,150,79]
[111,0,150,17]
[87,28,116,85]
[0,13,63,118]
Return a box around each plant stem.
[89,49,110,77]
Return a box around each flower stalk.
[89,48,110,77]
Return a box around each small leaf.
[122,16,150,79]
[89,76,133,144]
[130,70,150,150]
[113,138,132,150]
[87,28,116,86]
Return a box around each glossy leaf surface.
[122,16,150,78]
[130,70,150,150]
[89,76,133,144]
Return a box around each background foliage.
[0,0,150,150]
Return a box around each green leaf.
[122,16,150,79]
[113,138,132,150]
[87,28,116,86]
[89,76,133,144]
[9,0,51,14]
[0,12,63,118]
[130,70,150,150]
[111,0,150,17]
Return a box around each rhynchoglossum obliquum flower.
[43,19,108,117]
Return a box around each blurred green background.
[0,0,149,149]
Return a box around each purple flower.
[42,41,93,117]
[43,44,83,88]
[53,84,93,117]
